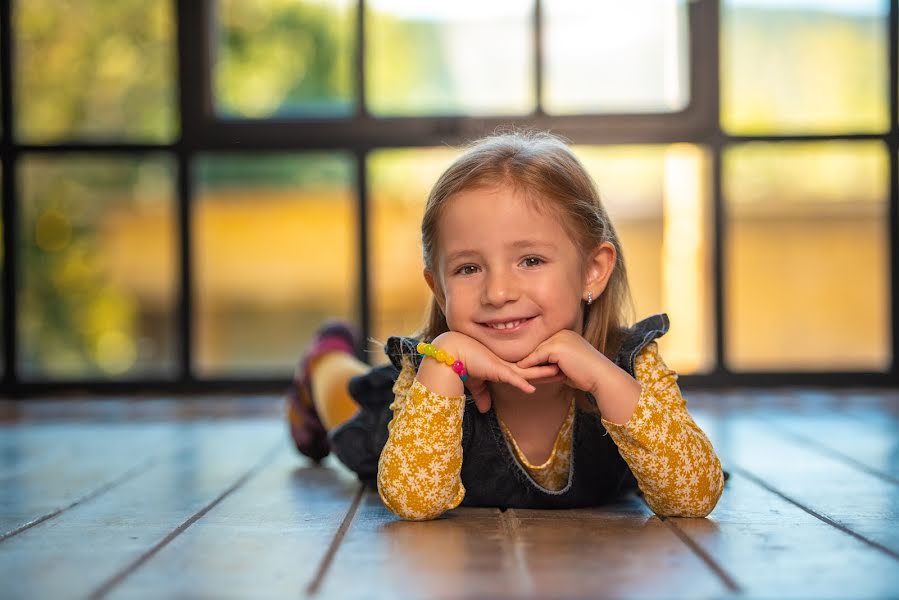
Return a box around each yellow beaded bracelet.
[416,342,469,381]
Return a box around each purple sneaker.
[286,320,359,462]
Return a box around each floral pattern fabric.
[377,342,723,521]
[601,343,724,517]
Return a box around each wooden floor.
[1,389,898,600]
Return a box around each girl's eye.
[455,265,479,276]
[522,256,544,267]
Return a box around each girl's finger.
[499,368,536,394]
[516,364,560,380]
[473,388,492,413]
[528,374,567,386]
[517,346,550,369]
[466,379,492,413]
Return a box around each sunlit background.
[3,0,893,385]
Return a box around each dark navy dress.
[329,314,674,509]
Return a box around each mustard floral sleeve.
[601,342,724,517]
[376,357,466,521]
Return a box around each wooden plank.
[822,390,899,426]
[690,406,899,561]
[0,422,166,480]
[104,452,362,600]
[0,420,281,600]
[749,394,899,483]
[688,390,899,424]
[0,397,283,424]
[319,491,729,599]
[319,492,528,599]
[668,468,899,599]
[0,427,65,480]
[509,496,729,599]
[0,423,177,537]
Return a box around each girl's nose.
[482,269,519,306]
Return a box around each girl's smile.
[479,315,536,333]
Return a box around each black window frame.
[1,0,896,396]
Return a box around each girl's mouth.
[480,317,534,333]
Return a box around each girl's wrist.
[415,353,466,397]
[414,332,469,397]
[430,331,464,359]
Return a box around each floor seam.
[304,482,366,597]
[756,414,899,487]
[0,457,157,544]
[660,514,743,594]
[500,509,536,597]
[87,439,284,599]
[732,465,899,562]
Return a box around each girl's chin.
[481,342,534,365]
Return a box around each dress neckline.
[496,395,575,469]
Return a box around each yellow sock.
[309,351,369,431]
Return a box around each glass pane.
[722,0,888,134]
[368,148,460,363]
[366,0,534,116]
[194,153,357,375]
[543,0,689,114]
[18,155,178,379]
[215,0,356,118]
[576,145,713,374]
[15,0,177,143]
[724,142,889,370]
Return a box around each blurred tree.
[365,9,454,115]
[217,0,355,117]
[16,0,176,142]
[19,157,175,378]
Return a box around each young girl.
[286,130,725,521]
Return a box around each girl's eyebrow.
[445,240,557,264]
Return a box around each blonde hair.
[413,130,635,410]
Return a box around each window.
[1,0,895,394]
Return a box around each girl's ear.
[423,269,447,312]
[585,242,616,298]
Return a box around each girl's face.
[425,184,605,364]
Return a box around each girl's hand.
[431,331,561,414]
[515,330,606,396]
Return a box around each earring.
[586,291,593,305]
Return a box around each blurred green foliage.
[16,0,176,142]
[365,13,455,115]
[19,157,175,378]
[216,0,355,117]
[197,153,353,191]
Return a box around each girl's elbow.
[669,492,720,518]
[698,463,727,517]
[397,508,445,521]
[377,476,447,521]
[381,494,447,521]
[650,498,717,519]
[650,470,725,518]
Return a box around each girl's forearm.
[589,360,642,425]
[378,374,466,521]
